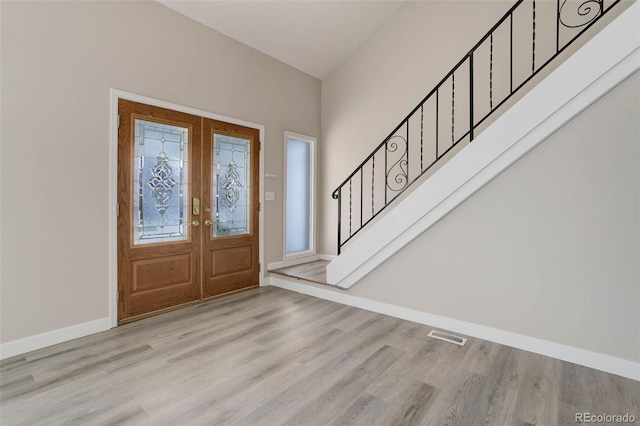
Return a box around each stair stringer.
[327,1,640,289]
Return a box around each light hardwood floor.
[1,286,638,425]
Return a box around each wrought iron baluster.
[420,105,424,171]
[469,53,474,141]
[490,33,494,110]
[436,89,439,159]
[371,156,375,217]
[406,121,410,184]
[510,12,514,94]
[384,141,388,205]
[556,0,561,53]
[349,179,352,237]
[337,190,342,254]
[451,73,455,144]
[532,0,537,73]
[360,169,363,228]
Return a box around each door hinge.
[117,290,120,303]
[258,141,261,151]
[117,115,120,129]
[259,263,261,272]
[116,203,120,217]
[258,202,261,212]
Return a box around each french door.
[117,100,260,324]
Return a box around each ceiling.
[158,1,405,79]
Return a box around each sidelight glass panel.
[213,134,251,237]
[285,136,312,255]
[133,119,189,245]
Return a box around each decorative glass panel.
[213,134,251,237]
[133,119,189,245]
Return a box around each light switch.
[265,192,276,201]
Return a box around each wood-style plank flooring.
[1,286,638,425]
[270,260,329,285]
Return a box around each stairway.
[326,0,639,289]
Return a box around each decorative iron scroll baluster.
[559,0,603,28]
[385,135,408,193]
[332,0,620,255]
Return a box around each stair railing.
[332,0,622,254]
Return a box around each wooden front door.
[117,100,260,324]
[202,119,260,298]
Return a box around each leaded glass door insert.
[202,119,260,299]
[117,100,202,324]
[213,134,251,237]
[133,119,189,245]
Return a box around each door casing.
[109,89,266,328]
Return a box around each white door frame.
[109,89,266,328]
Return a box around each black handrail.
[332,0,621,254]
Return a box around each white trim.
[283,131,317,260]
[269,276,640,381]
[0,318,111,360]
[109,89,267,326]
[327,2,640,288]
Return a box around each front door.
[117,100,260,324]
[202,119,260,298]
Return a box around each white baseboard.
[270,276,640,382]
[0,317,112,360]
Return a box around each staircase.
[323,0,639,288]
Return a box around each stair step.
[269,260,330,285]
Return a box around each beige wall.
[0,1,320,342]
[334,71,640,362]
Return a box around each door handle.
[189,220,200,227]
[204,219,213,226]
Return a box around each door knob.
[189,220,200,227]
[204,219,213,226]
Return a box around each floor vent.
[427,330,467,346]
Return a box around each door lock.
[204,219,213,226]
[189,220,200,227]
